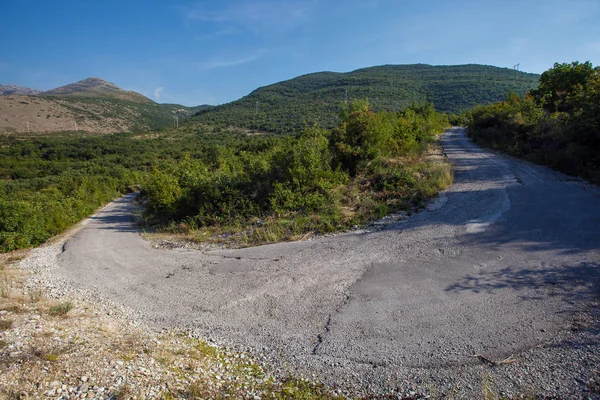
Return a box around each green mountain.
[191,64,540,133]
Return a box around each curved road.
[57,128,600,396]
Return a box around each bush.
[468,62,600,184]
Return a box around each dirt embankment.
[0,95,134,134]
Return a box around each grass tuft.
[48,301,74,317]
[0,318,14,330]
[1,305,23,314]
[113,384,132,400]
[43,353,59,362]
[187,381,209,399]
[27,287,43,303]
[0,272,11,298]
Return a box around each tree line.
[464,61,600,184]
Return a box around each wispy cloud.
[154,86,164,100]
[199,49,268,71]
[579,41,600,55]
[193,28,238,41]
[184,0,315,35]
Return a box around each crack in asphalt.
[312,292,352,355]
[312,314,331,355]
[205,254,282,262]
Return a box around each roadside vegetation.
[464,61,600,184]
[0,133,139,252]
[141,100,452,247]
[0,99,451,253]
[0,127,246,252]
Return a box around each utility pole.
[26,121,30,133]
[173,116,179,129]
[513,63,520,87]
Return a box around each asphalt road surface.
[57,128,600,396]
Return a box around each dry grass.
[0,271,11,298]
[0,258,342,400]
[0,95,140,134]
[0,318,13,330]
[48,301,74,317]
[27,287,43,303]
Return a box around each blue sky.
[1,0,599,106]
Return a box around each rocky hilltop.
[0,78,202,134]
[41,77,153,104]
[0,84,40,95]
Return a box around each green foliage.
[0,101,452,252]
[331,101,447,176]
[144,168,182,214]
[142,100,452,243]
[532,61,597,113]
[0,130,199,252]
[468,61,600,183]
[191,64,539,134]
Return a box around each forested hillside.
[467,61,600,184]
[191,64,539,133]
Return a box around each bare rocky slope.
[0,84,40,95]
[0,78,203,134]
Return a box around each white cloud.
[184,0,315,35]
[154,86,164,100]
[199,49,268,71]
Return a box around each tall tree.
[533,61,597,113]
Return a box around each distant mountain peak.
[43,77,125,95]
[0,84,40,96]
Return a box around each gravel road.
[49,128,600,398]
